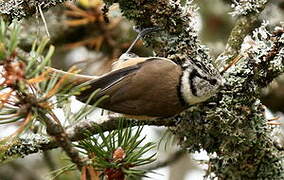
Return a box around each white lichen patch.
[230,0,268,17]
[0,0,26,19]
[0,0,67,20]
[3,135,50,161]
[241,22,283,70]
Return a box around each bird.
[50,28,224,118]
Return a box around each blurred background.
[0,0,283,179]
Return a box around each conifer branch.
[40,113,85,170]
[2,116,176,162]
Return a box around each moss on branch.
[0,0,68,22]
[173,25,284,179]
[1,117,176,162]
[217,0,268,65]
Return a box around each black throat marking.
[177,71,188,107]
[189,69,198,96]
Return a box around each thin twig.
[66,116,177,142]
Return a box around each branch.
[174,24,284,179]
[1,135,57,163]
[217,0,268,66]
[66,116,177,141]
[1,116,176,162]
[40,113,85,170]
[0,0,68,22]
[104,0,214,65]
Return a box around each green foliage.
[0,20,20,59]
[49,163,77,180]
[0,18,99,139]
[25,38,53,78]
[69,89,108,122]
[77,120,156,179]
[0,19,57,129]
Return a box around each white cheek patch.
[181,70,193,103]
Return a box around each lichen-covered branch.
[217,0,268,66]
[104,0,213,65]
[1,135,54,164]
[249,25,284,87]
[230,0,268,17]
[39,113,85,170]
[2,116,176,162]
[0,0,68,22]
[174,25,284,179]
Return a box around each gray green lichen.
[174,24,284,179]
[0,135,50,163]
[0,0,67,22]
[230,0,268,17]
[104,0,213,65]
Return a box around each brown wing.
[76,64,140,102]
[77,58,186,117]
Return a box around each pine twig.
[1,116,176,162]
[66,116,177,142]
[40,112,85,170]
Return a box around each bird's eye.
[209,79,217,85]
